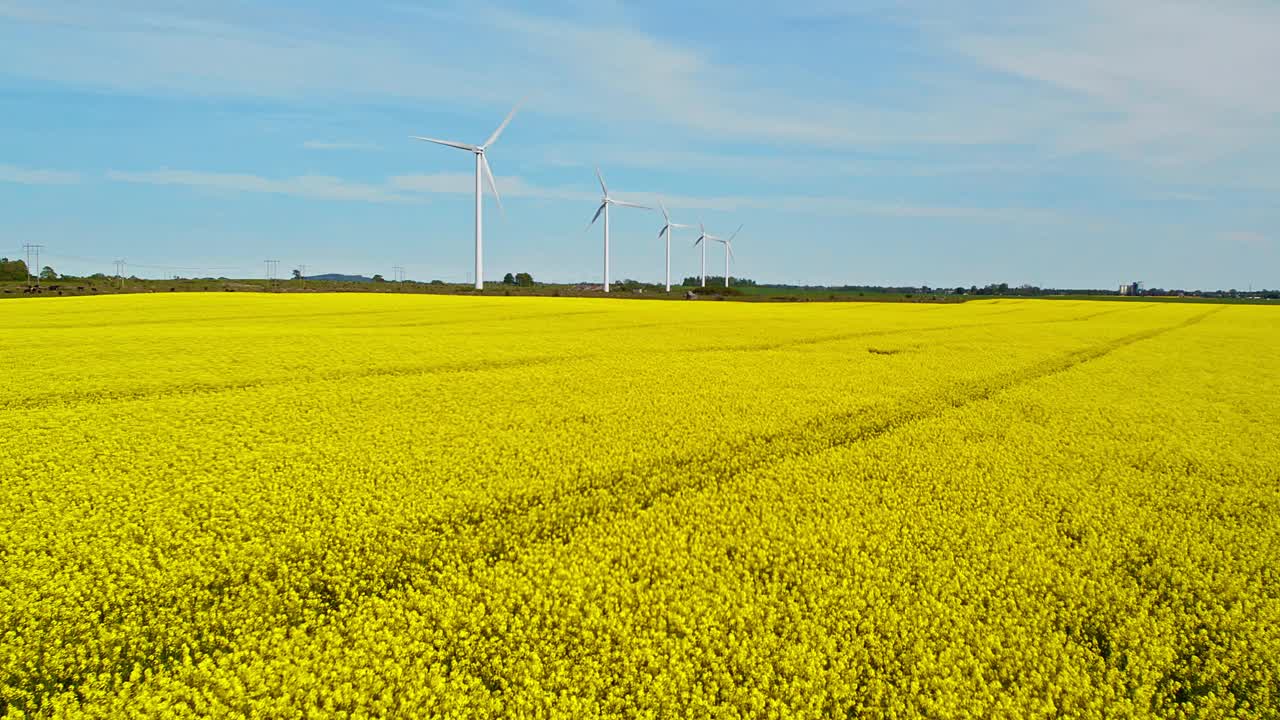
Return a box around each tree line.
[681,277,756,287]
[0,259,59,281]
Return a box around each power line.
[42,251,250,275]
[125,261,249,273]
[22,244,44,289]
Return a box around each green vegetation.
[3,275,1276,305]
[681,276,757,288]
[0,258,30,281]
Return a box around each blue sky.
[1,0,1277,289]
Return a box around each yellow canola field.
[1,293,1278,719]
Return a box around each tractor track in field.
[371,308,611,329]
[3,309,623,411]
[8,307,415,331]
[393,308,1223,578]
[0,354,596,413]
[8,306,615,332]
[1,305,1150,412]
[680,303,1159,354]
[349,308,1225,698]
[26,309,1220,712]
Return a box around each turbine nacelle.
[587,168,650,229]
[588,167,653,293]
[657,200,694,237]
[410,98,524,289]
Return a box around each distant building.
[1119,281,1143,296]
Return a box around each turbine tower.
[693,224,712,287]
[586,168,649,293]
[709,224,742,288]
[411,100,522,290]
[657,200,693,293]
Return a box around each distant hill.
[306,273,373,282]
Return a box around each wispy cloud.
[638,192,1061,222]
[97,163,1059,224]
[5,0,1278,177]
[466,5,1005,149]
[388,172,1057,222]
[531,145,873,177]
[531,143,1038,179]
[0,164,82,185]
[924,0,1280,161]
[388,172,590,203]
[0,0,495,102]
[301,140,381,151]
[105,169,414,204]
[97,164,1057,223]
[1218,231,1273,250]
[0,0,1029,151]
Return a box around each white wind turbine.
[693,223,713,287]
[710,224,743,288]
[587,168,649,293]
[657,200,694,293]
[411,101,522,290]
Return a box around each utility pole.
[114,259,126,289]
[264,259,279,290]
[298,263,307,291]
[23,244,43,289]
[393,266,405,283]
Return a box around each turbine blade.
[671,223,695,229]
[410,136,478,152]
[728,223,743,242]
[612,200,651,210]
[482,155,504,215]
[596,167,608,197]
[658,224,670,238]
[484,98,525,147]
[587,203,605,230]
[659,199,669,223]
